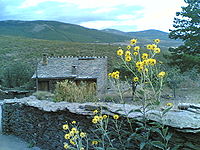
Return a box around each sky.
[0,0,187,32]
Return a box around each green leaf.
[134,109,142,113]
[163,127,169,136]
[95,147,105,150]
[151,141,165,150]
[152,100,161,106]
[115,108,123,112]
[140,142,146,150]
[162,106,173,115]
[165,133,172,142]
[170,144,181,150]
[150,112,162,118]
[149,122,162,128]
[107,147,118,150]
[152,128,164,139]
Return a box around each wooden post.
[36,61,39,92]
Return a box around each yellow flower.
[92,118,98,124]
[157,71,166,78]
[64,143,70,149]
[133,52,138,56]
[113,114,119,120]
[80,132,87,138]
[143,60,148,66]
[92,140,99,145]
[63,124,69,130]
[130,39,137,45]
[70,139,76,145]
[154,48,161,53]
[111,72,116,78]
[117,49,124,56]
[154,39,160,43]
[148,59,156,65]
[115,71,120,74]
[142,53,148,60]
[166,103,173,107]
[144,68,148,73]
[146,44,153,50]
[69,131,75,136]
[136,61,144,68]
[94,115,99,120]
[137,66,144,72]
[108,73,112,77]
[152,44,157,50]
[72,121,76,124]
[134,46,140,51]
[93,110,98,114]
[80,148,85,150]
[125,50,131,56]
[99,116,103,121]
[133,77,139,82]
[125,56,132,62]
[127,45,131,50]
[103,115,108,119]
[114,74,119,79]
[71,128,78,134]
[64,134,70,140]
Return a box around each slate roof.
[32,56,107,79]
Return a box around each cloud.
[92,7,117,14]
[80,21,117,29]
[0,0,187,32]
[78,0,186,32]
[19,0,68,8]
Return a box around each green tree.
[168,0,200,71]
[1,61,34,89]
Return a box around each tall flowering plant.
[108,39,172,149]
[109,38,166,104]
[62,39,173,150]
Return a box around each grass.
[0,35,170,73]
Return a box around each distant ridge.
[101,29,182,47]
[0,20,182,47]
[0,20,129,43]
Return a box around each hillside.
[0,20,182,47]
[0,20,129,43]
[102,29,182,47]
[0,35,170,89]
[0,35,118,69]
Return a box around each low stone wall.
[2,96,200,150]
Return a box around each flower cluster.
[116,39,166,78]
[108,71,120,79]
[166,102,173,107]
[63,121,87,149]
[92,111,108,124]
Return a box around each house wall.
[77,57,108,94]
[34,56,108,94]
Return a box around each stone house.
[32,55,108,94]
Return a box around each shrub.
[54,80,97,102]
[1,61,34,89]
[32,91,54,100]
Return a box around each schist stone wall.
[2,96,200,150]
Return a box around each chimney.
[72,65,77,74]
[42,53,48,65]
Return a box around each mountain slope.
[102,29,182,47]
[0,20,130,43]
